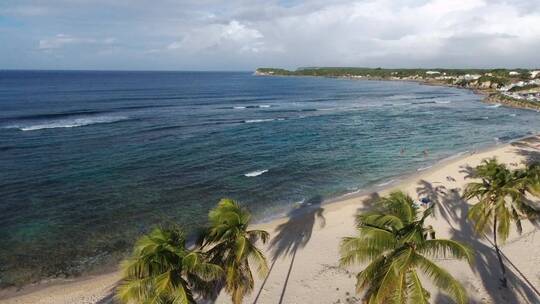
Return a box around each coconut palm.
[513,163,540,201]
[200,198,270,304]
[117,227,223,304]
[340,191,473,304]
[463,158,540,287]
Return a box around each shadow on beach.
[253,195,326,304]
[514,143,540,165]
[417,180,540,304]
[357,192,380,214]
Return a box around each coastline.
[255,71,540,112]
[3,135,540,304]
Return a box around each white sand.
[2,136,540,304]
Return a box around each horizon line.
[2,66,539,73]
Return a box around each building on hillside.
[530,70,540,78]
[463,74,481,81]
[426,71,440,75]
[509,71,520,76]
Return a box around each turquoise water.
[1,71,539,285]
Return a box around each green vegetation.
[477,75,510,86]
[257,67,540,111]
[117,199,269,304]
[116,227,223,304]
[257,67,507,78]
[488,93,540,111]
[199,199,270,304]
[256,68,295,75]
[339,191,473,304]
[508,84,540,92]
[463,159,540,287]
[117,159,540,303]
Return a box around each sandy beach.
[2,136,540,304]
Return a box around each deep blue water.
[1,70,540,285]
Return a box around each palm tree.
[117,227,223,304]
[340,191,473,304]
[463,158,540,287]
[513,163,540,203]
[200,198,270,304]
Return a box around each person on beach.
[420,197,431,208]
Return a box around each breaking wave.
[244,169,268,177]
[5,116,129,131]
[244,118,284,123]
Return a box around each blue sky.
[1,0,539,70]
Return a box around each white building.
[509,71,520,76]
[463,74,481,80]
[426,71,440,75]
[530,70,540,78]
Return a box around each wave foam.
[233,105,271,110]
[244,118,284,123]
[387,94,416,100]
[244,169,268,177]
[377,179,396,187]
[7,116,129,131]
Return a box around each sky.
[1,0,539,71]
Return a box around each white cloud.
[244,0,540,68]
[38,34,116,50]
[167,20,264,53]
[3,0,540,69]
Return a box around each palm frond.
[379,191,416,223]
[467,200,493,235]
[414,254,468,304]
[407,270,430,304]
[247,242,269,277]
[358,213,405,230]
[202,198,269,304]
[247,229,270,244]
[496,199,511,242]
[417,239,474,265]
[373,247,413,304]
[355,255,387,295]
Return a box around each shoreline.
[3,134,540,303]
[256,72,540,112]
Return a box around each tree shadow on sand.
[96,292,115,304]
[416,180,459,224]
[459,164,477,179]
[418,180,540,303]
[356,192,381,214]
[253,195,326,304]
[514,145,540,165]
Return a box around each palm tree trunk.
[493,216,508,287]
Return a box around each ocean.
[1,70,539,285]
